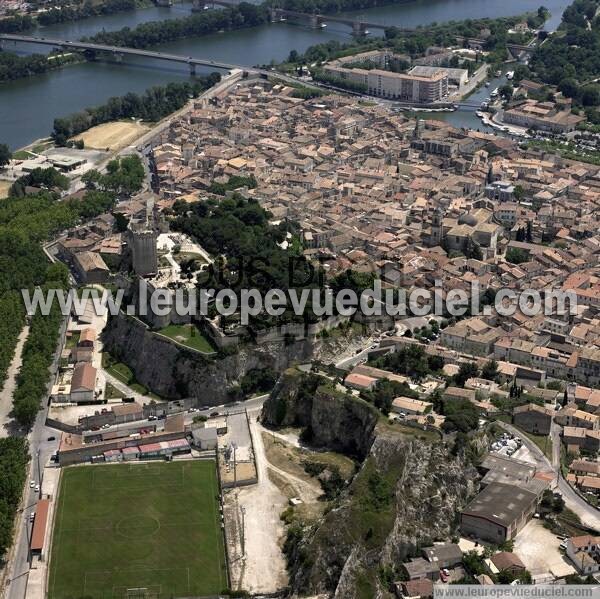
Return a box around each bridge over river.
[0,33,245,74]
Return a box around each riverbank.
[0,0,572,149]
[0,0,152,34]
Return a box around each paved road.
[0,34,240,71]
[551,423,600,532]
[497,420,600,532]
[336,347,371,370]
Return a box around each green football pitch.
[48,461,227,599]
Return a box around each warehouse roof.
[462,482,537,528]
[71,363,96,392]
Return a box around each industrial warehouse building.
[460,482,539,542]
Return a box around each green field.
[48,461,227,599]
[157,324,215,354]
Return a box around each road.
[0,34,240,71]
[551,423,600,532]
[497,420,600,532]
[3,316,66,599]
[336,347,371,370]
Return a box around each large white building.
[323,64,448,103]
[408,65,469,88]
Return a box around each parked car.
[34,485,40,493]
[47,436,56,441]
[29,512,35,522]
[29,480,35,488]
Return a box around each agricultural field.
[48,461,227,598]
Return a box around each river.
[0,0,571,149]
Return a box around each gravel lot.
[514,520,576,580]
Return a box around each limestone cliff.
[262,370,479,599]
[286,432,479,598]
[101,314,314,404]
[261,369,379,458]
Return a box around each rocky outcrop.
[286,432,479,598]
[101,314,315,405]
[261,369,379,458]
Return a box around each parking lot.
[514,520,576,581]
[490,431,523,457]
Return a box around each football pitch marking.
[50,461,226,598]
[84,567,189,596]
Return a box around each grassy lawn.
[65,331,80,349]
[12,150,33,160]
[104,382,125,400]
[106,361,134,385]
[158,324,214,354]
[130,382,149,395]
[48,461,227,599]
[101,353,162,398]
[173,251,207,265]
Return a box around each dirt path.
[264,444,322,504]
[0,325,29,438]
[230,409,288,594]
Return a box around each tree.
[0,144,11,168]
[453,362,479,387]
[513,184,525,200]
[463,550,486,576]
[558,77,579,99]
[481,360,499,382]
[441,398,480,433]
[499,84,513,100]
[505,247,529,264]
[582,85,600,107]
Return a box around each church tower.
[431,207,444,246]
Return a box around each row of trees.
[0,0,137,32]
[0,14,34,33]
[312,70,368,94]
[0,51,80,84]
[530,0,600,119]
[85,3,269,48]
[37,0,137,26]
[0,183,120,426]
[52,76,220,144]
[285,12,534,67]
[13,262,70,426]
[0,437,29,559]
[82,155,145,197]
